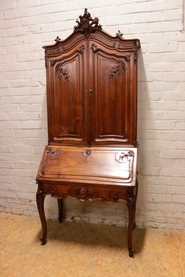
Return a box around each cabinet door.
[90,40,137,146]
[47,42,87,145]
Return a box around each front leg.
[36,183,47,245]
[127,188,136,257]
[57,199,64,223]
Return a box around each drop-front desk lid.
[36,146,137,186]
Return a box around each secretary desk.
[36,8,140,257]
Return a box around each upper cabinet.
[43,8,140,147]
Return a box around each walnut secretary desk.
[36,9,140,257]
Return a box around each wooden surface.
[37,146,137,186]
[43,9,140,147]
[36,8,140,257]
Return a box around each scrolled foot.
[58,216,63,223]
[129,248,134,258]
[40,237,47,245]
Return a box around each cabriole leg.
[127,188,136,257]
[57,199,64,223]
[36,184,47,245]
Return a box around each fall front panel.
[37,145,137,186]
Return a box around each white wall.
[0,0,185,231]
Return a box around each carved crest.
[74,8,102,38]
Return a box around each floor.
[0,212,185,277]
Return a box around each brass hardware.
[84,88,92,96]
[82,149,93,159]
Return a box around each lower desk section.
[36,145,138,257]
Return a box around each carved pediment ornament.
[74,8,102,38]
[55,36,61,43]
[116,30,123,38]
[91,43,99,53]
[77,45,85,54]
